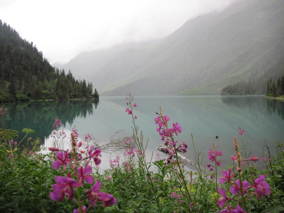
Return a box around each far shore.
[266,95,284,102]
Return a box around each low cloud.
[0,0,234,63]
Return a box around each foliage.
[0,142,68,212]
[0,20,99,102]
[0,98,283,212]
[266,76,284,97]
[221,81,258,95]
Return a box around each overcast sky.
[0,0,234,63]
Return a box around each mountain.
[64,0,284,95]
[0,20,98,102]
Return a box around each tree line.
[0,20,99,102]
[266,76,284,97]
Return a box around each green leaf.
[22,128,35,134]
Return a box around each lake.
[1,96,284,169]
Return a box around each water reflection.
[1,96,284,164]
[221,96,284,120]
[0,101,96,140]
[266,99,284,120]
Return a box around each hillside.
[64,0,284,96]
[0,20,98,102]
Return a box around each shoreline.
[0,97,99,104]
[266,96,284,102]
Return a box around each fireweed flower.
[88,181,117,207]
[124,147,137,157]
[207,164,214,171]
[123,161,133,171]
[125,108,132,115]
[238,128,246,136]
[245,156,259,162]
[77,165,94,185]
[52,151,71,170]
[172,122,182,135]
[77,141,83,148]
[123,136,133,145]
[154,114,187,164]
[84,134,93,141]
[73,206,87,213]
[52,119,62,129]
[219,169,234,184]
[48,147,60,152]
[71,128,79,138]
[253,175,271,198]
[110,156,120,168]
[232,205,246,213]
[88,146,102,165]
[208,149,223,166]
[217,188,229,208]
[170,192,183,199]
[220,205,246,213]
[230,179,250,195]
[231,155,238,161]
[177,143,188,153]
[50,176,79,201]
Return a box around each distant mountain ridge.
[64,0,284,95]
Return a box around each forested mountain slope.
[0,20,98,102]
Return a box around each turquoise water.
[1,96,284,165]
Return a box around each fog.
[0,0,233,63]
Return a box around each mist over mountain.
[64,0,284,95]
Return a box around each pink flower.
[84,134,93,141]
[48,147,60,152]
[123,137,133,145]
[231,155,238,161]
[232,205,246,213]
[110,156,120,168]
[88,181,117,207]
[154,115,170,128]
[219,169,234,184]
[123,161,133,171]
[132,103,137,107]
[238,128,246,136]
[77,165,94,185]
[52,151,71,170]
[230,179,250,195]
[88,146,102,165]
[124,147,136,157]
[172,122,182,135]
[220,206,233,213]
[220,205,246,213]
[50,176,79,201]
[71,128,79,138]
[208,149,223,166]
[77,141,83,147]
[52,119,62,129]
[253,175,271,198]
[247,156,259,162]
[207,164,214,171]
[170,192,182,199]
[217,188,229,208]
[73,206,87,213]
[177,143,188,153]
[125,108,132,115]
